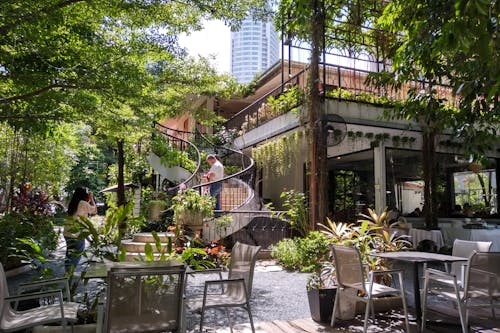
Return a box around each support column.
[132,185,141,217]
[374,145,387,211]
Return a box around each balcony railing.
[225,62,456,135]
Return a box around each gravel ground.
[184,266,311,331]
[6,232,313,332]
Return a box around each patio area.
[6,232,500,333]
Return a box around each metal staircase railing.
[153,121,202,191]
[191,125,256,211]
[151,122,293,246]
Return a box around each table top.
[84,260,185,279]
[370,251,467,263]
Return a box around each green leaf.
[144,243,154,262]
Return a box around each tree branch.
[0,84,78,104]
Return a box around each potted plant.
[172,189,214,228]
[306,260,338,323]
[270,231,335,323]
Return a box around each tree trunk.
[116,139,127,242]
[6,131,20,212]
[308,0,327,231]
[117,139,126,207]
[475,172,490,208]
[422,131,438,229]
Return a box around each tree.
[1,0,269,205]
[276,0,385,229]
[367,0,500,228]
[0,121,80,210]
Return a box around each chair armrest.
[6,289,64,303]
[371,269,404,276]
[19,277,69,287]
[204,278,244,286]
[425,268,457,279]
[18,277,71,301]
[188,268,223,275]
[202,278,247,302]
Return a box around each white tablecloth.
[441,227,500,251]
[408,229,444,250]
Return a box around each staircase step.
[122,240,172,253]
[124,252,165,261]
[132,232,175,243]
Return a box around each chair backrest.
[330,244,365,292]
[0,263,7,320]
[464,252,500,299]
[105,266,186,333]
[451,239,492,276]
[228,242,261,298]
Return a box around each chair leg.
[199,307,206,333]
[226,308,233,333]
[454,288,467,333]
[421,271,430,333]
[363,299,371,333]
[331,287,341,327]
[398,272,410,333]
[246,302,256,333]
[490,297,496,319]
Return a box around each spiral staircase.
[122,122,269,260]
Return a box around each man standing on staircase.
[205,154,224,211]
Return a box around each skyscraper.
[230,18,280,84]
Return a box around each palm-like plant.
[357,207,390,227]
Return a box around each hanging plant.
[251,130,305,177]
[392,135,401,147]
[409,137,416,147]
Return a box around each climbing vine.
[252,130,305,177]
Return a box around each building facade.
[230,17,279,84]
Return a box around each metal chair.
[330,244,410,333]
[0,263,79,332]
[422,251,500,333]
[448,239,492,286]
[104,266,186,333]
[188,241,261,333]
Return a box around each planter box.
[307,288,336,323]
[5,263,32,278]
[33,324,97,333]
[355,295,402,314]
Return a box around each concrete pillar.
[374,145,387,211]
[132,185,141,217]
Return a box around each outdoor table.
[370,251,466,323]
[84,260,185,279]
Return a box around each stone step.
[122,240,172,253]
[124,252,164,261]
[132,232,175,243]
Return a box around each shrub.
[271,231,331,273]
[0,213,58,270]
